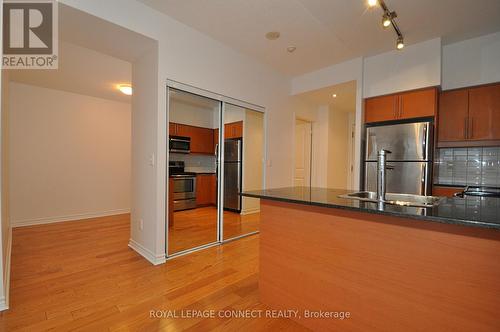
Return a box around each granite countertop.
[241,187,500,230]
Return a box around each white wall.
[327,108,351,189]
[363,38,441,98]
[169,100,217,129]
[242,110,264,214]
[9,83,131,227]
[442,31,500,90]
[57,0,308,261]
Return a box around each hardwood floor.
[169,207,260,254]
[0,214,305,331]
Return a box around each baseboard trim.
[12,209,131,228]
[240,208,260,216]
[128,239,166,266]
[0,227,12,311]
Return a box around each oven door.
[172,177,196,200]
[169,137,190,153]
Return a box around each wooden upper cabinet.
[169,123,177,135]
[365,95,398,123]
[399,88,437,119]
[190,126,214,154]
[226,121,243,139]
[468,84,500,140]
[437,83,500,146]
[438,89,469,142]
[364,88,436,123]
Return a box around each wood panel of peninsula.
[259,199,500,332]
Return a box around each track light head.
[367,0,378,7]
[396,36,404,50]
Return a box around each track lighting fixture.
[367,0,405,50]
[396,36,404,50]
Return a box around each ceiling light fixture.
[265,31,280,40]
[367,0,405,50]
[287,46,297,53]
[332,94,337,98]
[396,36,404,50]
[118,84,133,96]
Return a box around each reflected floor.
[168,206,260,254]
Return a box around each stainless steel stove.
[169,161,197,211]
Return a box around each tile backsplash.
[435,147,500,187]
[170,153,216,173]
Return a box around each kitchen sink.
[339,191,443,208]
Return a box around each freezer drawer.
[366,122,431,161]
[365,161,430,196]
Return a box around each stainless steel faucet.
[377,149,393,201]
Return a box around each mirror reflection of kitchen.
[222,104,263,240]
[168,89,220,255]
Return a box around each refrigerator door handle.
[421,163,427,196]
[422,123,428,161]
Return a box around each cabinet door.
[190,127,214,154]
[196,175,212,206]
[168,178,174,227]
[365,95,398,123]
[400,88,437,120]
[438,89,468,142]
[209,175,217,205]
[169,123,177,135]
[468,84,500,140]
[175,124,191,137]
[232,121,243,138]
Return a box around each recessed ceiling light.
[367,0,378,7]
[287,46,297,53]
[117,84,132,95]
[265,31,280,40]
[332,94,337,98]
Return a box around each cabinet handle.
[470,118,473,139]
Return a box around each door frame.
[165,81,267,259]
[293,117,313,187]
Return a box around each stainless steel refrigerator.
[223,138,242,212]
[364,121,432,195]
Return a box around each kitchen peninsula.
[242,187,500,332]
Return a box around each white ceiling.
[9,4,159,103]
[9,41,132,103]
[298,80,356,112]
[138,0,500,76]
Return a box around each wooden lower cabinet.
[196,174,217,207]
[433,186,464,198]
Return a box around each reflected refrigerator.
[224,138,242,212]
[364,121,433,195]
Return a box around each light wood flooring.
[0,214,306,331]
[169,207,260,254]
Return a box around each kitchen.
[167,87,264,256]
[243,83,500,330]
[1,0,500,330]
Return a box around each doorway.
[294,119,312,187]
[166,84,265,258]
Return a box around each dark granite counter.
[241,187,500,230]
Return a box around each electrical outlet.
[139,219,144,230]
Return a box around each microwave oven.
[169,136,190,153]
